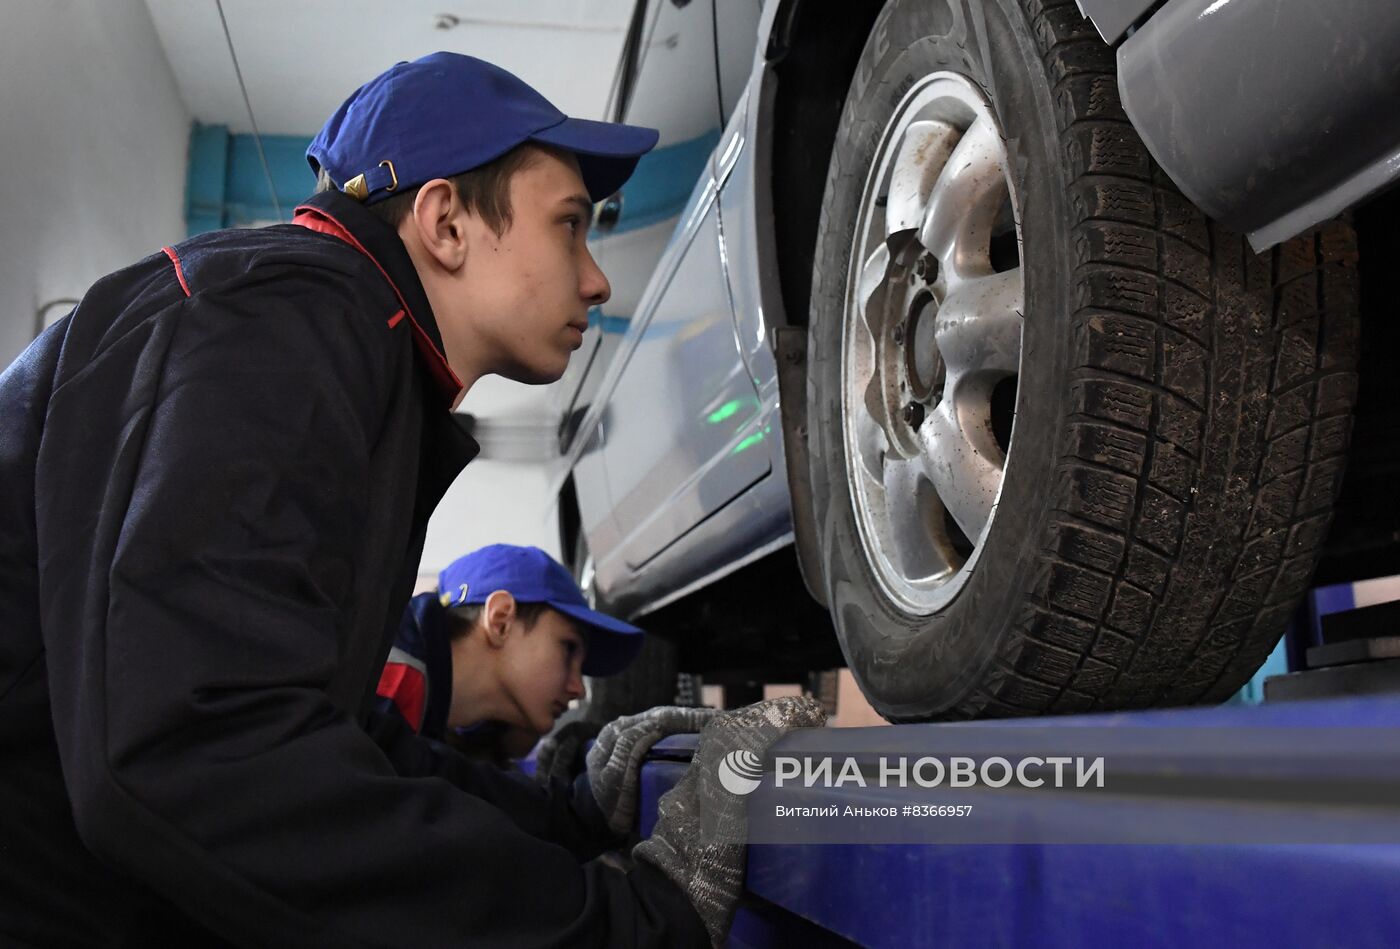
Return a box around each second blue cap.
[437,544,645,677]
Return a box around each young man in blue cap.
[375,544,642,757]
[0,51,830,949]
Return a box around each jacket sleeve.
[34,289,709,949]
[364,707,622,862]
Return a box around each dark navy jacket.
[375,591,455,739]
[0,190,706,948]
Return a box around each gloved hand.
[533,719,601,785]
[587,705,721,835]
[632,695,826,944]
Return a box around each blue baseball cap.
[307,52,659,205]
[438,544,644,677]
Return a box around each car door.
[600,0,769,574]
[601,178,768,572]
[584,0,769,577]
[552,0,725,556]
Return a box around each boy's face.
[422,146,611,390]
[497,606,588,737]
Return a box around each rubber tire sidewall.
[808,0,1072,720]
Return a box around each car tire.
[805,0,1360,720]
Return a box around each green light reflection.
[707,399,743,425]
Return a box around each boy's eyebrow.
[559,194,593,217]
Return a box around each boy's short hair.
[444,599,551,642]
[314,144,540,237]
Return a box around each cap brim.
[549,600,646,677]
[530,117,660,202]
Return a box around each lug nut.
[902,402,925,428]
[915,255,937,282]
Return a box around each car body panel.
[1072,0,1158,44]
[552,0,726,463]
[569,139,794,615]
[715,0,766,120]
[555,0,786,615]
[717,69,784,411]
[1078,0,1400,250]
[600,191,768,573]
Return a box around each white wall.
[0,0,190,365]
[417,376,564,583]
[418,461,562,584]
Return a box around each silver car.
[549,0,1400,720]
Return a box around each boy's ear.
[481,590,518,648]
[406,178,470,272]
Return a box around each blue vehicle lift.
[636,587,1400,948]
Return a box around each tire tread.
[942,3,1360,718]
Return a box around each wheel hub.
[903,292,944,404]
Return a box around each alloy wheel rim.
[841,72,1025,615]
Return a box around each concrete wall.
[0,0,190,365]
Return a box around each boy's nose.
[565,669,585,702]
[580,249,610,307]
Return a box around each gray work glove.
[632,695,826,944]
[533,719,601,786]
[587,705,721,835]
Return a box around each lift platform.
[638,694,1400,948]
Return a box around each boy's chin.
[501,359,567,386]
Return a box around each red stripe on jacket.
[162,246,191,297]
[376,663,427,732]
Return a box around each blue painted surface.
[639,696,1400,948]
[186,124,229,235]
[1310,582,1360,646]
[187,125,719,238]
[746,842,1400,948]
[727,895,858,948]
[184,124,318,234]
[648,694,1400,739]
[222,133,316,226]
[587,307,634,336]
[599,129,720,236]
[1229,631,1291,705]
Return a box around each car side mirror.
[594,192,623,234]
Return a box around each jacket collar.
[293,190,464,405]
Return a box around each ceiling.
[144,0,637,136]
